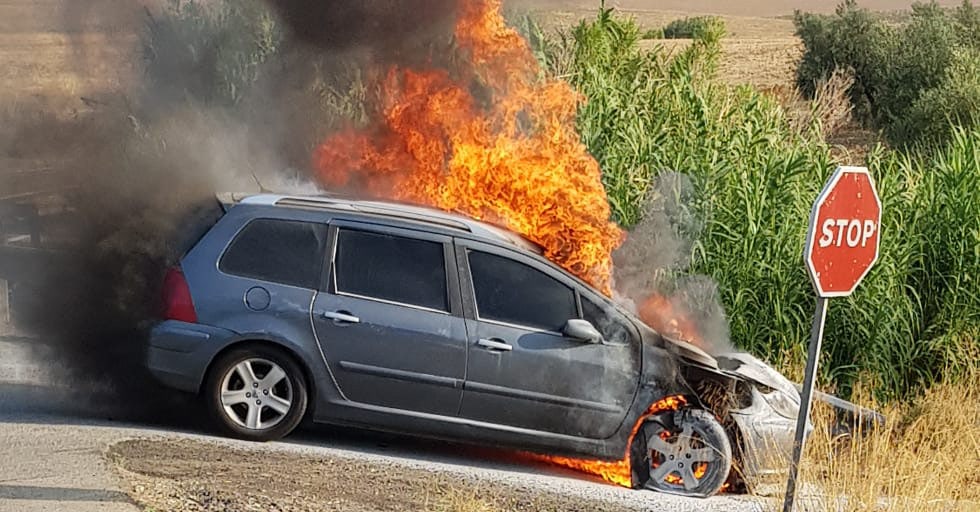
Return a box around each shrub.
[641,28,664,40]
[142,0,282,107]
[794,0,980,148]
[662,16,726,42]
[954,0,980,44]
[900,47,980,145]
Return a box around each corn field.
[539,8,980,401]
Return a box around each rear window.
[468,250,576,332]
[219,219,327,289]
[334,229,449,312]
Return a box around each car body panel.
[147,320,239,392]
[311,222,468,416]
[454,237,641,440]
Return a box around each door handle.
[322,310,360,324]
[476,338,513,352]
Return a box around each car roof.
[225,193,544,254]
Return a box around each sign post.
[782,166,882,512]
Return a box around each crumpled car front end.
[715,352,884,491]
[662,338,884,494]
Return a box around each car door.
[311,221,467,417]
[455,240,641,439]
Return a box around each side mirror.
[563,319,603,344]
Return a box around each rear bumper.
[146,320,236,393]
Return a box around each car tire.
[204,345,308,442]
[630,408,732,497]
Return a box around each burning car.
[147,193,877,498]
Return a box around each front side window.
[468,250,576,332]
[219,219,327,289]
[334,229,449,312]
[582,297,635,345]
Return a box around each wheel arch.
[202,338,317,414]
[677,366,752,492]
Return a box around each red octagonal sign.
[805,166,882,297]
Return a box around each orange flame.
[657,431,708,486]
[638,293,706,347]
[313,0,623,294]
[310,1,718,491]
[522,395,687,487]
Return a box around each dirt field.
[512,0,965,17]
[516,0,957,89]
[1,0,961,103]
[109,438,636,512]
[0,0,140,102]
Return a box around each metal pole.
[0,279,8,326]
[782,296,829,512]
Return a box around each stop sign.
[804,166,882,297]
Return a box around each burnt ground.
[108,438,634,512]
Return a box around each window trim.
[217,217,328,290]
[327,222,456,315]
[475,316,568,337]
[333,287,453,316]
[461,244,579,335]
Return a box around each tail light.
[162,266,198,323]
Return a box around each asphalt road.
[0,338,772,512]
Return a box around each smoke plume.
[613,173,732,354]
[0,0,455,419]
[1,0,730,428]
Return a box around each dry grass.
[507,0,967,18]
[513,2,803,89]
[779,67,856,139]
[647,37,803,89]
[525,7,796,39]
[0,32,137,100]
[427,488,500,512]
[791,375,980,512]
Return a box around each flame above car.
[313,0,623,295]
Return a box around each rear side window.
[219,219,327,289]
[334,229,449,312]
[468,250,576,332]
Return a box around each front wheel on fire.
[630,408,732,497]
[204,346,308,442]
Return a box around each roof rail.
[234,193,541,253]
[273,197,473,232]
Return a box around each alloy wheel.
[219,357,293,430]
[641,408,732,496]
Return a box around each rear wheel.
[204,346,308,441]
[631,408,732,497]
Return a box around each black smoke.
[264,0,457,56]
[0,0,460,420]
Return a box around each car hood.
[715,351,801,399]
[657,335,800,400]
[660,335,719,369]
